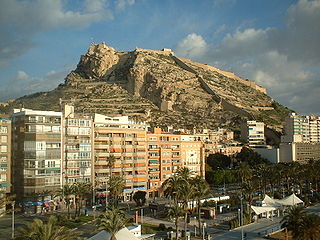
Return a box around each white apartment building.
[282,113,320,143]
[241,121,266,147]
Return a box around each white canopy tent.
[251,205,277,215]
[251,193,304,216]
[262,193,303,207]
[89,228,140,240]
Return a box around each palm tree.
[73,182,92,217]
[193,176,210,237]
[300,213,320,240]
[106,155,116,178]
[96,206,127,240]
[236,161,252,185]
[108,176,125,206]
[56,184,74,219]
[281,206,308,239]
[162,174,182,204]
[178,181,194,234]
[177,167,193,181]
[15,215,82,240]
[167,202,184,240]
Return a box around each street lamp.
[11,201,15,239]
[240,196,244,240]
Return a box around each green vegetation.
[15,215,83,240]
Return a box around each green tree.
[281,206,308,239]
[163,174,182,204]
[207,153,231,170]
[178,181,194,234]
[108,176,125,206]
[166,202,184,240]
[133,191,147,207]
[235,147,269,167]
[106,155,116,178]
[193,176,210,237]
[96,206,127,240]
[15,216,82,240]
[73,182,92,217]
[56,184,74,219]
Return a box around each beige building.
[0,115,11,193]
[11,109,62,201]
[62,105,94,185]
[94,114,148,201]
[282,113,320,143]
[280,142,320,163]
[146,128,205,198]
[241,121,266,147]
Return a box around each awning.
[251,205,277,215]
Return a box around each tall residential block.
[62,105,94,185]
[241,121,266,147]
[0,115,11,193]
[282,113,320,143]
[11,109,62,201]
[146,128,205,198]
[94,114,148,201]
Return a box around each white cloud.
[116,0,135,11]
[175,33,208,61]
[174,0,320,114]
[0,0,113,65]
[0,68,69,102]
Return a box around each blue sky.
[1,0,319,114]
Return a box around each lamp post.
[241,197,244,240]
[11,201,15,239]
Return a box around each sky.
[0,0,319,114]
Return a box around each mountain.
[0,43,291,136]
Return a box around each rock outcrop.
[2,43,291,132]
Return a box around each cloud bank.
[174,0,320,114]
[0,0,113,66]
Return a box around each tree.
[162,174,182,204]
[176,167,193,181]
[73,182,92,217]
[15,215,82,240]
[207,153,231,170]
[106,155,116,178]
[235,147,269,167]
[133,191,147,207]
[96,206,127,240]
[300,213,320,240]
[281,206,308,239]
[193,176,210,237]
[56,184,74,219]
[0,191,15,216]
[178,181,194,234]
[108,176,125,205]
[166,202,184,240]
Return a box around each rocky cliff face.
[3,43,291,132]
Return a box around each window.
[1,136,7,143]
[0,145,7,153]
[0,126,8,133]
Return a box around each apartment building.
[282,113,320,143]
[146,128,205,198]
[0,115,11,193]
[94,114,148,201]
[241,121,266,147]
[11,109,62,201]
[62,105,94,185]
[280,142,320,163]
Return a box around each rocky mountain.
[1,43,291,136]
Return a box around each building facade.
[94,114,148,201]
[282,113,320,143]
[241,120,266,147]
[11,109,62,201]
[146,128,205,198]
[0,115,11,193]
[62,105,94,185]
